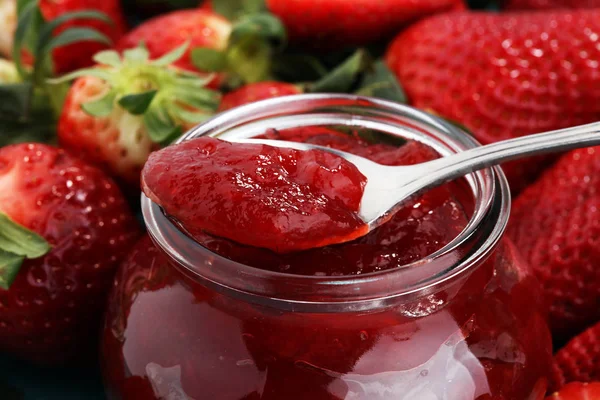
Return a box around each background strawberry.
[552,321,600,390]
[507,147,600,342]
[115,9,231,77]
[266,0,465,49]
[546,382,600,400]
[0,143,139,365]
[218,81,301,111]
[504,0,600,9]
[56,44,220,186]
[0,0,127,74]
[386,10,600,192]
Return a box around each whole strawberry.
[55,44,220,186]
[0,0,127,74]
[219,81,301,111]
[507,147,600,341]
[115,9,231,76]
[546,382,600,400]
[504,0,600,9]
[266,0,465,49]
[386,10,600,191]
[0,143,139,365]
[552,321,600,390]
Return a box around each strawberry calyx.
[51,43,221,144]
[192,2,286,87]
[0,211,51,290]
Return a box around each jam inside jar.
[102,95,552,400]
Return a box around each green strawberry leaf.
[0,213,51,258]
[118,90,158,115]
[191,48,228,72]
[47,67,113,84]
[82,90,117,117]
[42,27,111,55]
[0,212,51,290]
[212,0,266,20]
[152,41,189,66]
[16,0,35,14]
[272,53,327,82]
[0,252,26,290]
[221,12,286,84]
[12,0,41,78]
[308,49,372,93]
[144,105,182,143]
[35,10,113,57]
[226,37,272,83]
[173,87,220,110]
[171,106,211,124]
[355,60,407,103]
[93,50,122,67]
[123,45,150,63]
[229,13,286,50]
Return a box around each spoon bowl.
[230,121,600,236]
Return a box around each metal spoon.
[229,121,600,234]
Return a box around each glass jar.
[101,95,552,400]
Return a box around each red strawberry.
[55,44,220,186]
[546,382,600,400]
[552,321,600,390]
[0,143,139,365]
[386,10,600,192]
[507,147,600,341]
[266,0,465,49]
[504,0,600,10]
[115,9,231,76]
[0,0,127,74]
[219,81,301,111]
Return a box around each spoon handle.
[422,121,600,184]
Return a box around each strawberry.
[386,10,600,192]
[546,382,600,400]
[266,0,465,49]
[0,0,127,74]
[115,9,231,77]
[115,7,291,89]
[507,147,600,341]
[54,44,221,186]
[218,81,301,111]
[504,0,600,10]
[552,321,600,390]
[0,143,139,365]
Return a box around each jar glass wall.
[101,95,552,400]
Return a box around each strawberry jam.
[102,122,552,399]
[142,136,368,253]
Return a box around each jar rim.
[142,94,511,312]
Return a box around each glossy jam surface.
[142,135,368,253]
[103,129,552,399]
[102,237,552,400]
